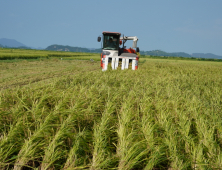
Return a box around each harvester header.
[97,31,140,71]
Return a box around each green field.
[1,50,222,169]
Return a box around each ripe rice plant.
[1,57,222,169]
[0,48,98,60]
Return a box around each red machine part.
[100,53,103,67]
[135,55,139,70]
[123,48,136,54]
[101,54,106,69]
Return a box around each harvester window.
[103,35,119,50]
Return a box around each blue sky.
[1,0,222,55]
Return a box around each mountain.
[45,45,192,57]
[0,38,27,48]
[45,44,222,59]
[191,53,222,59]
[36,47,44,50]
[1,38,221,59]
[140,50,192,58]
[45,44,102,53]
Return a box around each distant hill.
[45,44,101,53]
[1,38,221,59]
[0,38,27,48]
[45,44,222,59]
[36,47,44,50]
[191,53,222,59]
[140,50,192,58]
[45,45,192,57]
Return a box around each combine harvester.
[97,31,140,71]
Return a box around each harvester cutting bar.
[121,58,129,70]
[102,57,108,71]
[111,58,119,70]
[102,56,138,71]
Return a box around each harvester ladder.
[111,58,119,70]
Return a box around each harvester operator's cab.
[97,31,139,71]
[103,34,120,50]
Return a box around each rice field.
[0,48,98,60]
[1,52,222,169]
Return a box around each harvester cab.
[97,31,139,71]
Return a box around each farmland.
[0,48,99,60]
[1,49,222,169]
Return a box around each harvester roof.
[102,31,121,35]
